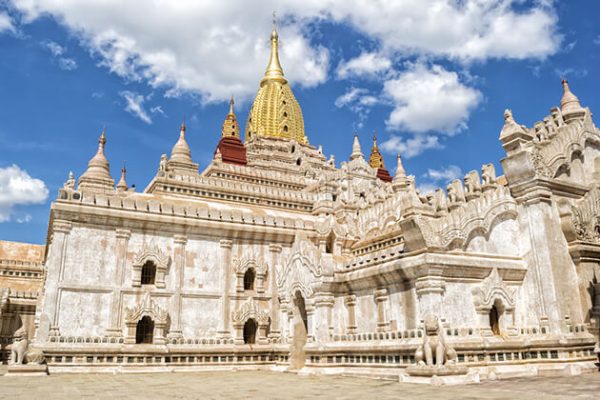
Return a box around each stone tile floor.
[0,369,598,399]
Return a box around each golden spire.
[369,132,385,169]
[221,96,240,138]
[261,12,287,86]
[245,20,307,144]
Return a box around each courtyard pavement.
[0,368,599,399]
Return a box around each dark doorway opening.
[136,316,154,344]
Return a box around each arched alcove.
[244,268,255,291]
[243,319,258,344]
[135,316,155,344]
[141,261,157,285]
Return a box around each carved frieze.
[471,268,515,313]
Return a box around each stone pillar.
[374,288,390,332]
[306,303,316,341]
[167,235,187,340]
[313,293,334,342]
[217,239,233,338]
[106,229,131,337]
[43,220,72,340]
[258,320,269,344]
[344,294,357,334]
[280,298,291,340]
[268,244,282,338]
[415,276,445,322]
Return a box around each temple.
[1,24,599,383]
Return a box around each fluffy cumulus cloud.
[383,63,482,134]
[6,0,558,104]
[336,52,391,79]
[120,91,152,124]
[417,165,463,194]
[0,164,49,222]
[379,134,441,159]
[0,11,15,33]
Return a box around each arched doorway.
[489,299,504,336]
[136,316,154,344]
[243,319,258,344]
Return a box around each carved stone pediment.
[278,234,324,303]
[232,256,267,275]
[560,186,600,244]
[124,292,168,324]
[472,268,515,312]
[231,298,269,325]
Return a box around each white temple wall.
[62,226,117,284]
[181,237,221,291]
[441,282,479,328]
[58,290,111,337]
[180,297,220,338]
[354,293,377,332]
[465,218,520,256]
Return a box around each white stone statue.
[159,154,168,172]
[10,326,45,365]
[415,315,457,367]
[481,163,496,185]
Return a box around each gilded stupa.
[245,19,307,144]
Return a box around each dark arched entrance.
[489,305,500,335]
[243,319,258,344]
[136,316,154,344]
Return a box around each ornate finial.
[560,79,583,115]
[99,126,107,147]
[180,118,186,133]
[262,13,286,85]
[369,131,385,169]
[350,132,364,161]
[229,96,235,115]
[272,11,278,38]
[117,161,128,192]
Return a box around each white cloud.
[8,0,558,104]
[150,105,165,116]
[0,11,15,33]
[0,164,49,222]
[336,52,391,79]
[380,134,441,158]
[383,63,482,134]
[335,87,378,129]
[594,35,600,45]
[424,165,463,182]
[417,165,463,194]
[120,91,152,124]
[42,40,78,70]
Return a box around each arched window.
[244,268,255,291]
[243,319,258,344]
[489,305,500,335]
[283,125,288,133]
[325,232,335,254]
[136,316,154,344]
[141,261,156,285]
[296,158,301,166]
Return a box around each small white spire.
[350,132,364,161]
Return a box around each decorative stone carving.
[481,163,497,186]
[416,315,457,367]
[132,244,170,288]
[464,170,482,198]
[562,187,600,243]
[472,268,515,313]
[124,292,168,344]
[10,327,45,365]
[231,298,270,344]
[233,256,267,293]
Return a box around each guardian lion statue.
[415,315,457,367]
[10,326,45,365]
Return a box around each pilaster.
[167,234,187,340]
[374,288,390,332]
[45,220,72,339]
[217,239,233,338]
[268,243,282,338]
[344,294,357,334]
[105,228,131,337]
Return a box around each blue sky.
[0,1,598,244]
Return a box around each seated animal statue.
[415,315,457,367]
[10,326,45,365]
[10,327,28,365]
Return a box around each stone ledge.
[5,363,49,376]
